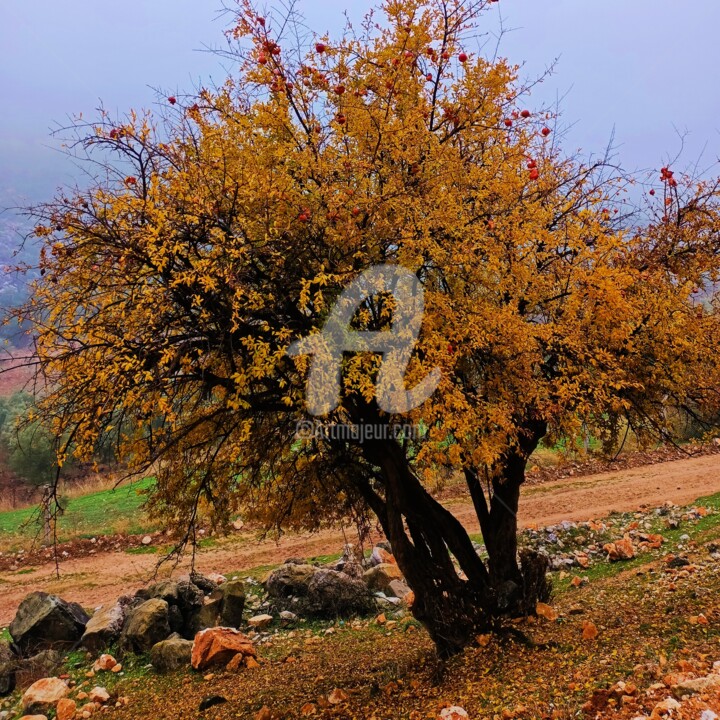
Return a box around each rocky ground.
[0,484,719,719]
[1,451,719,628]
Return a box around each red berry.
[257,16,265,26]
[352,206,361,217]
[649,189,655,196]
[315,42,326,53]
[258,54,268,65]
[334,85,345,95]
[529,168,539,180]
[168,96,177,105]
[125,176,137,186]
[527,159,537,169]
[458,52,468,63]
[541,127,551,137]
[426,73,433,82]
[504,118,513,127]
[336,114,346,125]
[520,109,531,118]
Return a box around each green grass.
[0,477,157,548]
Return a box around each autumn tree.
[19,0,720,655]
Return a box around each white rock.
[141,535,153,545]
[22,677,69,709]
[439,708,469,720]
[88,686,110,704]
[247,614,273,629]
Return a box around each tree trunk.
[354,421,549,657]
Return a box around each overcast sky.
[2,0,720,205]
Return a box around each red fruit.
[649,189,656,196]
[336,114,346,125]
[504,118,513,127]
[334,84,345,95]
[125,176,137,186]
[426,73,433,82]
[109,129,119,139]
[441,51,450,60]
[271,46,281,55]
[315,42,326,53]
[351,206,361,217]
[458,52,468,63]
[298,213,309,223]
[529,168,539,180]
[168,96,177,105]
[258,54,268,65]
[541,127,551,137]
[257,16,265,26]
[520,109,531,118]
[527,159,537,169]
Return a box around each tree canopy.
[19,0,720,655]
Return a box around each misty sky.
[2,0,720,205]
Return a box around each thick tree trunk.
[354,419,549,657]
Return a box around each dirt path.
[1,453,718,626]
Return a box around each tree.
[18,0,720,656]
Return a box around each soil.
[0,451,718,626]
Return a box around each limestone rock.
[120,599,171,653]
[21,677,69,711]
[150,636,194,673]
[10,593,89,656]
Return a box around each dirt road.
[1,453,718,626]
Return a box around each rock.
[248,614,273,629]
[603,534,635,561]
[120,599,171,653]
[188,592,223,636]
[146,581,179,604]
[387,579,412,599]
[439,708,470,720]
[231,518,244,531]
[327,688,349,705]
[175,581,206,636]
[81,602,127,653]
[141,535,153,545]
[21,677,69,711]
[191,628,256,671]
[652,697,680,715]
[536,602,559,622]
[190,572,219,595]
[92,654,117,672]
[56,698,77,720]
[582,621,599,640]
[363,563,404,594]
[672,674,720,697]
[15,650,63,688]
[306,569,376,618]
[199,696,228,711]
[0,640,17,697]
[10,593,89,656]
[207,573,227,586]
[150,637,194,673]
[265,563,319,598]
[279,611,298,627]
[88,686,110,704]
[220,579,246,628]
[370,546,396,567]
[18,716,48,720]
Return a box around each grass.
[0,476,157,550]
